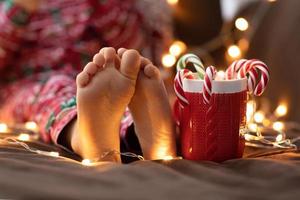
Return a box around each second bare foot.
[118,48,176,160]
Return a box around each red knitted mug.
[174,78,247,162]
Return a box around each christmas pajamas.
[0,0,172,150]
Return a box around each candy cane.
[246,67,259,94]
[174,69,195,106]
[177,54,205,79]
[251,60,270,96]
[237,59,254,79]
[237,59,270,96]
[225,59,247,80]
[203,66,217,104]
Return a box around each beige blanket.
[0,140,300,200]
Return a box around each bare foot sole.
[73,47,141,161]
[118,48,176,160]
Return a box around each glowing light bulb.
[49,151,59,157]
[163,156,173,160]
[0,123,8,133]
[169,41,187,57]
[235,18,249,31]
[25,121,38,131]
[82,159,92,166]
[246,100,256,122]
[227,45,241,58]
[276,134,283,142]
[268,0,276,2]
[162,54,176,68]
[18,133,30,141]
[275,104,288,117]
[248,123,258,132]
[244,134,255,141]
[167,0,178,5]
[254,111,265,123]
[273,121,284,131]
[156,146,172,160]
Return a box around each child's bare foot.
[73,47,141,161]
[118,48,176,160]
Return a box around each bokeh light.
[275,103,288,117]
[254,111,265,123]
[169,40,187,57]
[18,133,30,141]
[235,17,249,31]
[162,54,176,68]
[273,121,284,131]
[0,123,8,133]
[167,0,179,6]
[227,45,241,58]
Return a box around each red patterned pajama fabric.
[0,0,172,149]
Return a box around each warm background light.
[163,155,173,160]
[227,45,241,58]
[276,134,283,142]
[18,133,30,141]
[162,54,176,68]
[245,134,256,141]
[0,123,8,133]
[82,159,92,166]
[248,123,258,132]
[275,104,288,117]
[246,100,256,122]
[25,121,38,131]
[169,40,187,57]
[254,111,265,123]
[273,121,284,131]
[235,17,249,31]
[167,0,179,6]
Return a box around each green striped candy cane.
[176,54,205,79]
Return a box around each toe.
[76,72,90,88]
[93,53,105,68]
[141,57,152,69]
[83,62,98,76]
[101,47,120,68]
[120,49,141,80]
[99,47,115,55]
[117,48,127,57]
[102,47,117,67]
[118,48,151,69]
[144,64,160,79]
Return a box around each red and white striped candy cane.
[251,60,269,96]
[225,59,247,80]
[246,67,259,94]
[174,69,195,106]
[203,66,217,104]
[237,59,270,96]
[237,59,254,79]
[227,59,257,93]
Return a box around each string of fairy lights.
[162,0,277,67]
[0,122,148,166]
[0,0,298,166]
[163,0,300,150]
